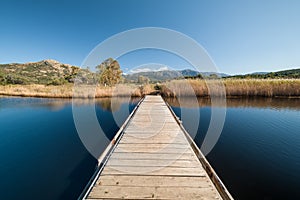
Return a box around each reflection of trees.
[0,96,141,112]
[95,97,141,112]
[0,97,73,111]
[96,98,114,111]
[165,97,300,110]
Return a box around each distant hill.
[1,59,298,85]
[124,70,181,82]
[199,71,229,78]
[124,69,229,82]
[228,68,300,79]
[0,59,91,85]
[273,68,300,78]
[249,72,269,75]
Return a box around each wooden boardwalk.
[83,95,233,200]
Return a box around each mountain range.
[0,59,299,85]
[124,69,229,82]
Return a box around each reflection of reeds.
[160,79,300,97]
[0,96,141,111]
[165,96,300,110]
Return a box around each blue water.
[0,97,138,199]
[1,96,299,200]
[166,97,300,200]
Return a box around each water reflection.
[165,96,300,110]
[0,96,141,111]
[1,95,299,200]
[95,97,140,112]
[166,96,300,200]
[0,96,140,200]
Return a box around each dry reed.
[160,79,300,97]
[1,79,299,98]
[0,84,153,98]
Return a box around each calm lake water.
[0,96,299,199]
[165,97,300,200]
[0,96,138,199]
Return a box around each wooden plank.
[119,140,187,144]
[124,130,183,136]
[113,147,192,153]
[88,186,221,199]
[116,143,189,149]
[109,152,197,161]
[106,158,201,168]
[124,129,182,134]
[120,135,187,143]
[95,175,213,188]
[125,127,182,132]
[101,166,206,176]
[127,121,181,127]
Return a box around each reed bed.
[160,79,300,97]
[224,79,300,97]
[0,84,74,98]
[1,79,299,98]
[0,84,151,98]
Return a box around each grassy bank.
[0,84,146,98]
[160,79,300,97]
[1,79,299,98]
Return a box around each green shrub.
[48,78,67,85]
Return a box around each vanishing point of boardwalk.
[83,95,233,199]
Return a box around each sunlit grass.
[1,79,299,98]
[0,84,151,98]
[159,79,300,97]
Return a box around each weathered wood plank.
[119,140,187,144]
[120,133,186,140]
[101,166,206,176]
[125,130,184,135]
[121,135,184,141]
[88,186,221,199]
[95,175,212,188]
[113,147,192,153]
[106,158,201,168]
[109,152,197,160]
[116,143,189,149]
[125,128,182,132]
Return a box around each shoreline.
[1,91,300,99]
[0,79,300,99]
[1,92,300,99]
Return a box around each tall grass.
[224,79,300,97]
[160,79,300,97]
[0,84,74,98]
[0,84,154,98]
[1,79,299,98]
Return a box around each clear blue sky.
[0,0,299,74]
